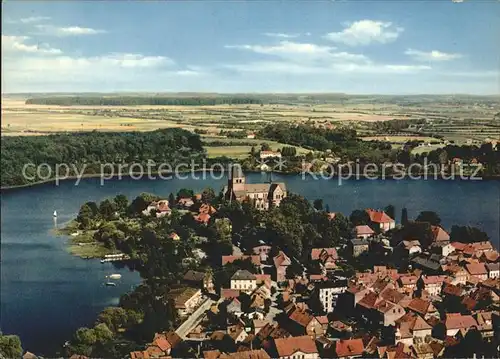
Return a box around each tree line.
[1,129,205,187]
[25,96,262,106]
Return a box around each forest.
[0,129,205,187]
[25,96,262,106]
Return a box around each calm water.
[1,174,499,354]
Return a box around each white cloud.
[35,24,106,36]
[5,16,51,24]
[324,20,403,46]
[405,48,463,62]
[225,40,372,65]
[224,61,430,75]
[263,32,301,39]
[225,41,336,58]
[20,16,51,24]
[2,35,62,55]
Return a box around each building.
[398,240,422,256]
[466,263,488,281]
[167,287,203,317]
[253,244,272,262]
[316,279,348,312]
[335,338,364,359]
[431,226,450,243]
[183,270,215,293]
[310,248,338,270]
[274,335,319,359]
[223,166,286,210]
[287,307,324,337]
[445,313,478,336]
[486,263,499,279]
[419,275,447,296]
[273,251,291,282]
[366,209,395,232]
[350,238,369,257]
[354,225,375,239]
[260,151,282,160]
[142,200,171,217]
[230,270,257,293]
[430,241,454,257]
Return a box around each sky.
[2,0,499,94]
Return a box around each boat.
[53,210,57,217]
[105,282,117,286]
[108,274,122,280]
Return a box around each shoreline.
[2,169,500,191]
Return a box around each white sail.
[53,210,57,217]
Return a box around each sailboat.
[53,210,57,217]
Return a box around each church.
[223,165,287,210]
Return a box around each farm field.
[2,95,499,149]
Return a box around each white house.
[486,263,500,279]
[230,270,257,293]
[317,280,348,313]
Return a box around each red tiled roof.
[327,212,337,220]
[407,298,430,316]
[358,291,378,309]
[450,242,467,251]
[422,275,447,285]
[431,226,450,242]
[335,338,364,358]
[412,315,432,331]
[315,315,329,325]
[366,209,394,224]
[288,307,315,327]
[203,350,221,359]
[219,349,270,359]
[466,263,487,275]
[445,313,478,330]
[311,248,338,261]
[274,335,318,357]
[221,289,241,299]
[442,283,463,297]
[199,203,217,215]
[355,225,374,236]
[273,251,291,267]
[194,212,211,224]
[222,255,261,266]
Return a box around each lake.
[1,173,499,355]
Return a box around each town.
[45,168,499,359]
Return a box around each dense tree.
[384,205,395,221]
[313,199,324,211]
[201,187,216,203]
[349,209,370,226]
[128,193,158,215]
[26,96,262,106]
[401,208,409,227]
[0,332,23,359]
[114,194,129,213]
[415,211,441,226]
[450,225,489,243]
[177,188,194,199]
[77,203,96,229]
[99,199,117,221]
[1,128,205,187]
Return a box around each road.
[175,298,215,339]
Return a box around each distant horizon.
[2,91,499,97]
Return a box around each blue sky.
[2,1,499,94]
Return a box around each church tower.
[228,164,246,192]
